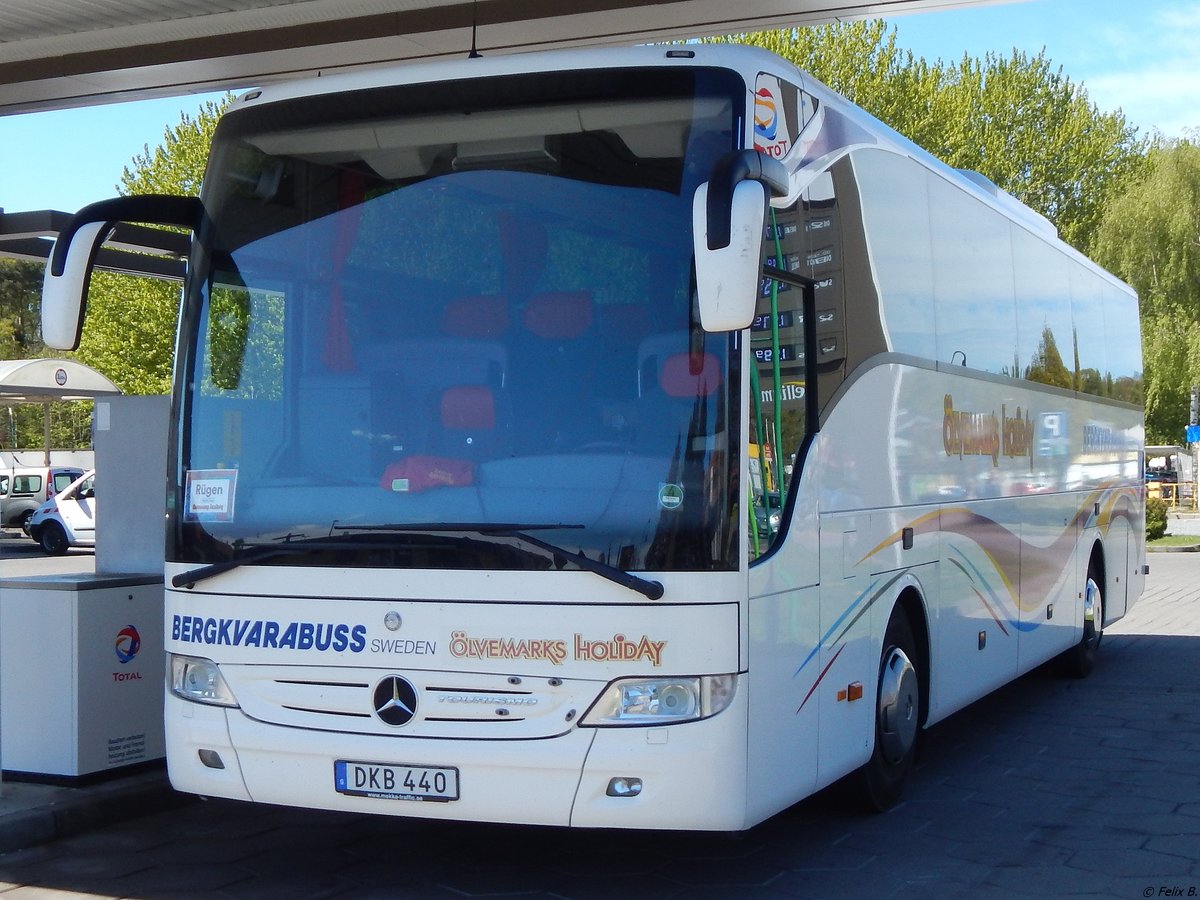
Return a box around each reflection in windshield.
[175,68,742,574]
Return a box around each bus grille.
[221,665,595,739]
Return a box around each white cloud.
[1087,66,1200,136]
[1068,2,1200,136]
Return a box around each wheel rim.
[43,525,66,553]
[878,646,919,764]
[1083,575,1103,651]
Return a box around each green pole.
[768,209,786,501]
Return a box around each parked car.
[0,465,85,534]
[753,491,783,538]
[28,469,96,555]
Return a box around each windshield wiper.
[170,536,343,588]
[172,523,665,600]
[335,522,665,600]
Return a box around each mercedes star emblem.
[373,675,418,726]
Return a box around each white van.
[0,466,85,533]
[28,469,96,554]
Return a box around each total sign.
[754,74,792,159]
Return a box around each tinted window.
[178,68,743,574]
[853,149,936,359]
[1013,228,1074,390]
[928,172,1017,376]
[1103,282,1143,403]
[13,475,41,494]
[1070,266,1108,397]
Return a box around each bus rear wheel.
[859,610,920,811]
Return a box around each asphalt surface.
[0,526,1198,898]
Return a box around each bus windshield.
[174,67,743,575]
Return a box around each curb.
[1147,543,1200,552]
[0,769,196,854]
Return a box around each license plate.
[335,760,459,802]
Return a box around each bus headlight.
[581,674,737,726]
[169,654,239,707]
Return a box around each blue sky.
[1,0,1196,215]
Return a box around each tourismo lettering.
[171,615,367,652]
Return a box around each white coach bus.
[42,43,1144,830]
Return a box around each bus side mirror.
[42,221,110,350]
[41,195,204,350]
[693,150,789,333]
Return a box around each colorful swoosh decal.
[862,484,1141,616]
[794,484,1142,712]
[797,644,843,712]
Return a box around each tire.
[39,521,70,556]
[859,610,921,811]
[19,509,34,536]
[1058,557,1104,678]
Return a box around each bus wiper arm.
[490,527,665,601]
[172,524,501,588]
[173,524,664,600]
[170,538,337,588]
[171,524,544,589]
[335,522,665,600]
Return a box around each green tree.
[0,258,95,449]
[0,258,41,357]
[74,99,228,395]
[709,21,1146,251]
[1092,139,1200,442]
[1025,325,1073,389]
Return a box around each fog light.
[606,777,643,797]
[197,749,225,770]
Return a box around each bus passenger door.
[745,475,821,825]
[812,514,880,789]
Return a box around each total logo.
[114,625,142,664]
[754,87,779,142]
[753,74,792,159]
[112,625,145,683]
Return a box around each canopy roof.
[0,359,121,403]
[0,0,1015,116]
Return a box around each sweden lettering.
[370,638,436,655]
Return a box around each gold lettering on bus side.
[573,633,667,667]
[448,630,568,665]
[943,395,1037,469]
[942,394,1000,466]
[1001,404,1035,468]
[447,630,667,667]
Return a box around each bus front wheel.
[859,610,920,811]
[1058,557,1104,678]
